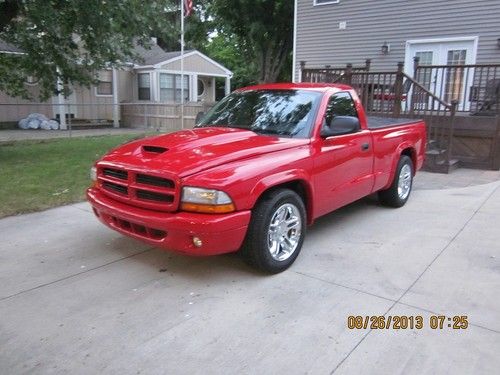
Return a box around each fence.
[121,102,215,130]
[0,101,215,135]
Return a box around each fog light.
[192,237,203,248]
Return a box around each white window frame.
[137,72,152,101]
[313,0,340,6]
[95,69,114,97]
[403,36,478,75]
[156,69,193,103]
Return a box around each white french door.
[405,37,477,111]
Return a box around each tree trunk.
[257,39,291,83]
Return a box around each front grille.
[103,181,128,195]
[137,190,174,203]
[136,174,174,188]
[98,166,178,212]
[103,168,128,180]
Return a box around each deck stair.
[424,145,460,173]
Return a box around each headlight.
[181,187,235,213]
[90,166,97,182]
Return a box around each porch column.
[192,75,198,102]
[225,76,231,96]
[212,77,216,100]
[151,71,158,102]
[112,68,119,128]
[56,71,67,130]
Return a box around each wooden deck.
[300,60,500,172]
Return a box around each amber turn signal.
[180,202,235,214]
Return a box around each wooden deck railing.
[300,60,459,170]
[414,60,500,115]
[300,59,371,84]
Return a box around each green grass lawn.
[0,134,144,218]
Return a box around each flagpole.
[180,0,185,129]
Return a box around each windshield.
[197,89,321,138]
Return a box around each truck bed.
[367,116,421,130]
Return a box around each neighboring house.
[293,0,500,81]
[0,39,232,129]
[292,0,500,171]
[131,43,232,103]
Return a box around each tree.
[0,0,176,100]
[209,0,293,84]
[0,0,295,100]
[203,34,258,89]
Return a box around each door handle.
[361,143,370,151]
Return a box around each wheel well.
[258,180,313,224]
[401,148,416,173]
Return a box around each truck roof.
[236,82,353,93]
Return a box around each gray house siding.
[294,0,500,80]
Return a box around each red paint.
[87,83,426,256]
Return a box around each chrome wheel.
[397,163,412,200]
[267,203,302,261]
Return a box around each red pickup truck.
[87,83,426,273]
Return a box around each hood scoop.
[142,145,168,154]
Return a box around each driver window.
[324,92,358,127]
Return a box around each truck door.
[313,92,374,217]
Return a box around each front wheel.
[378,155,414,207]
[241,189,306,273]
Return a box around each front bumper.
[87,187,251,256]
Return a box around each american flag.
[184,0,193,17]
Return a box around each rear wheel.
[378,155,413,207]
[241,189,306,273]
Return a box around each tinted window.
[138,73,150,100]
[197,89,322,138]
[326,92,357,118]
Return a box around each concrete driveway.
[1,171,499,374]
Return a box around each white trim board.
[152,50,233,76]
[313,0,340,6]
[156,69,229,78]
[405,36,479,45]
[292,0,298,82]
[404,36,479,73]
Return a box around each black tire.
[378,155,414,208]
[241,189,306,273]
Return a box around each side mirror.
[321,116,360,137]
[195,111,205,125]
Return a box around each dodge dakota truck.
[87,83,426,273]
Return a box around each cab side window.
[323,92,360,136]
[325,92,357,120]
